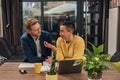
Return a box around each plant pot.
[46,73,58,80]
[88,72,102,80]
[88,78,102,80]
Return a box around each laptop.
[57,60,82,74]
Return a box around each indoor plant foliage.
[74,42,110,80]
[46,52,58,80]
[48,52,56,75]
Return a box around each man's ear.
[27,29,31,34]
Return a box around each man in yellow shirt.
[44,21,85,62]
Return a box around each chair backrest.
[110,51,120,62]
[0,38,12,59]
[0,37,25,62]
[2,37,16,55]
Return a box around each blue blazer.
[20,31,52,63]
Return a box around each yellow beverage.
[34,63,42,74]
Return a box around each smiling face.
[25,18,41,38]
[59,21,75,42]
[28,23,41,38]
[59,25,72,41]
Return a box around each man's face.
[59,25,71,41]
[28,23,41,38]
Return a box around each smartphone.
[19,70,27,74]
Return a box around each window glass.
[22,2,41,32]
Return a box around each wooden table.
[0,62,120,80]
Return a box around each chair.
[0,37,24,62]
[110,51,120,72]
[113,62,120,72]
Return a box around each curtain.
[1,0,22,46]
[102,0,109,54]
[0,0,3,37]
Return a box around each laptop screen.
[57,60,82,74]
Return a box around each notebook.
[57,60,82,74]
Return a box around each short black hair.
[60,21,75,33]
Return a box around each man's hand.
[44,41,56,52]
[45,56,52,64]
[44,41,53,49]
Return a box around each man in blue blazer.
[20,18,52,63]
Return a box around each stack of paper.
[18,62,50,72]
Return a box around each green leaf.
[88,65,94,70]
[85,48,92,55]
[88,42,97,54]
[87,69,94,78]
[49,52,56,74]
[96,44,104,54]
[73,59,83,66]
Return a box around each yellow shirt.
[56,35,85,61]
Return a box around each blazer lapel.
[28,34,37,53]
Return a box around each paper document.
[18,63,34,68]
[41,66,50,72]
[18,62,50,72]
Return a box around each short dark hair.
[60,21,75,33]
[24,18,38,30]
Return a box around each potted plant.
[74,42,110,80]
[46,52,58,80]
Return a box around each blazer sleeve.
[45,32,52,56]
[20,37,45,63]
